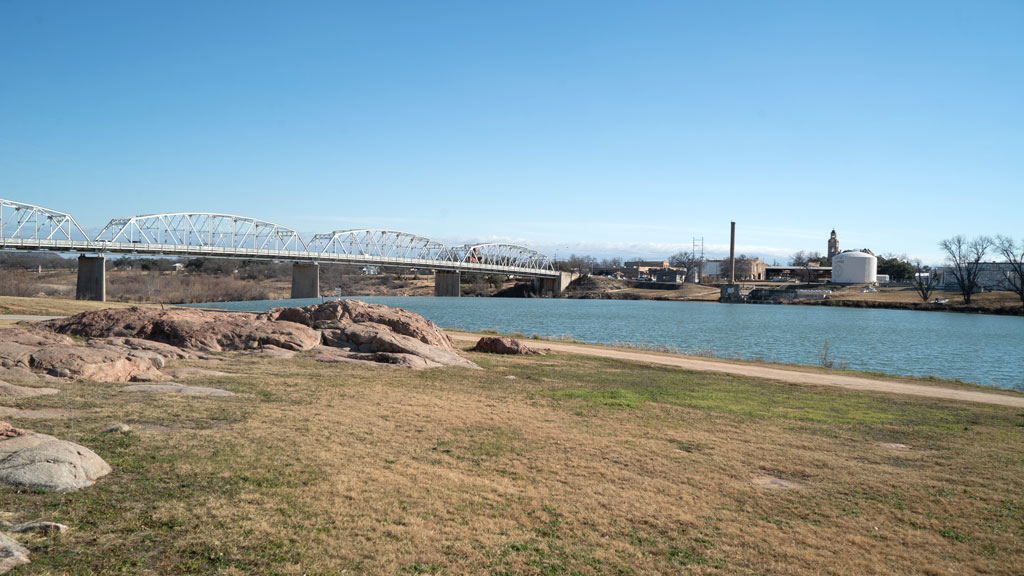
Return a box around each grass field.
[0,295,150,316]
[2,346,1022,575]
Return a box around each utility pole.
[729,222,736,285]
[692,236,704,283]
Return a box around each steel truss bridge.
[1,199,571,300]
[0,199,557,275]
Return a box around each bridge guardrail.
[2,201,559,277]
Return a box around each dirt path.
[449,332,1024,408]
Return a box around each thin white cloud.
[438,236,800,262]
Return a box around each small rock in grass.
[102,423,132,434]
[0,382,60,398]
[752,475,802,489]
[10,521,68,536]
[0,423,26,440]
[880,442,910,451]
[239,346,296,359]
[471,337,541,355]
[121,384,233,396]
[0,532,30,573]
[161,367,231,379]
[0,425,111,492]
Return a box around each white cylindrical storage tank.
[832,251,877,284]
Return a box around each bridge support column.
[534,272,577,297]
[291,263,320,299]
[434,270,461,297]
[76,255,106,302]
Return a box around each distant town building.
[764,265,833,282]
[700,258,766,281]
[624,260,673,278]
[701,260,722,279]
[933,263,1018,292]
[827,229,840,259]
[832,251,877,284]
[654,269,685,284]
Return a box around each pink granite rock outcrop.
[272,301,477,369]
[268,300,456,350]
[44,307,322,353]
[471,336,542,355]
[25,301,475,374]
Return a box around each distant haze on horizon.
[2,1,1021,266]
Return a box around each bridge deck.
[0,239,561,277]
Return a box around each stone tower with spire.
[827,229,839,259]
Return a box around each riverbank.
[7,296,1020,404]
[785,296,1024,316]
[0,268,509,302]
[1,310,1021,574]
[6,266,1021,316]
[565,276,1023,315]
[449,331,1024,407]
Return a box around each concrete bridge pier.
[291,263,320,299]
[434,270,461,297]
[76,255,106,301]
[534,272,577,297]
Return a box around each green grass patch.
[526,356,1003,440]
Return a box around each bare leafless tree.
[939,235,994,304]
[669,251,701,282]
[732,254,753,280]
[995,235,1024,309]
[790,250,823,282]
[912,259,935,302]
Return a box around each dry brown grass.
[1,346,1021,575]
[827,285,1020,308]
[0,269,455,304]
[0,295,150,316]
[106,271,276,303]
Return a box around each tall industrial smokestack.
[729,221,736,284]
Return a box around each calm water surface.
[191,297,1024,391]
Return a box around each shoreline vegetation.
[0,255,1020,315]
[561,275,1024,316]
[0,298,1021,574]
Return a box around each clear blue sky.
[2,1,1021,264]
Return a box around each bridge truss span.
[454,243,554,272]
[0,198,90,245]
[309,229,455,266]
[94,213,307,253]
[0,198,561,282]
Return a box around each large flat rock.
[121,383,233,396]
[33,301,477,372]
[44,307,321,353]
[0,423,111,492]
[269,300,456,350]
[29,345,161,382]
[0,381,60,398]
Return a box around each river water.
[190,297,1024,391]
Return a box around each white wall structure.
[832,251,878,284]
